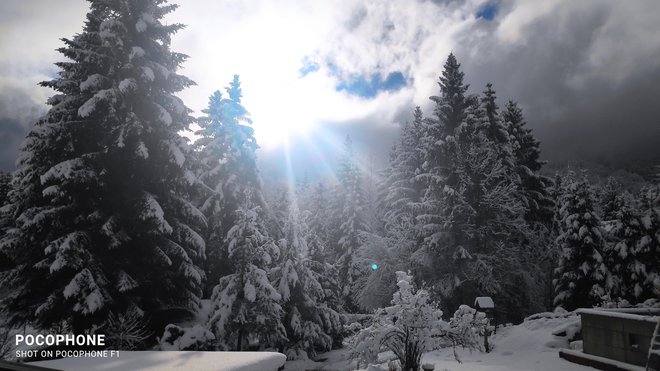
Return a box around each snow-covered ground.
[29,351,286,371]
[287,312,593,371]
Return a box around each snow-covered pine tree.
[303,183,344,329]
[369,107,428,311]
[271,201,343,359]
[334,135,370,311]
[416,54,529,319]
[0,171,12,272]
[207,189,286,350]
[0,172,10,207]
[553,173,608,310]
[637,186,660,300]
[429,53,469,136]
[195,76,257,296]
[307,182,331,258]
[0,0,205,334]
[479,84,515,171]
[604,191,656,303]
[503,101,554,226]
[599,177,622,222]
[415,53,471,289]
[382,107,425,234]
[264,185,290,241]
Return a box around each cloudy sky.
[1,0,659,180]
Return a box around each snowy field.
[287,313,594,371]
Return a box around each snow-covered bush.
[448,305,488,352]
[157,324,215,351]
[351,272,475,371]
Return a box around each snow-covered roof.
[474,296,494,309]
[577,308,659,324]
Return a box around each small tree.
[207,190,286,350]
[272,203,343,359]
[351,272,474,371]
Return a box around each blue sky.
[476,1,498,21]
[335,71,407,99]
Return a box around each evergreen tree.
[307,183,331,256]
[272,201,343,359]
[303,182,344,324]
[382,107,425,231]
[264,185,289,241]
[503,101,554,226]
[0,171,12,272]
[637,186,660,299]
[416,54,528,318]
[479,84,515,171]
[416,53,470,268]
[195,76,257,296]
[207,190,286,350]
[334,135,370,310]
[553,173,608,310]
[428,53,469,135]
[604,192,656,303]
[0,172,10,207]
[599,177,622,222]
[0,0,205,334]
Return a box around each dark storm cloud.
[416,0,660,169]
[0,88,45,171]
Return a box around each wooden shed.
[560,308,660,370]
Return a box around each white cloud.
[166,0,490,148]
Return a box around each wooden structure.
[559,308,660,370]
[474,297,495,319]
[474,296,495,351]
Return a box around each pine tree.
[195,76,257,296]
[501,100,554,316]
[307,183,331,257]
[0,0,205,334]
[334,135,370,310]
[604,192,656,303]
[429,53,469,135]
[479,84,515,171]
[637,186,660,300]
[0,172,10,207]
[382,107,425,232]
[417,53,470,264]
[0,171,12,272]
[207,190,286,350]
[304,182,344,327]
[599,177,621,222]
[416,54,528,318]
[553,173,608,310]
[503,101,554,226]
[272,202,343,359]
